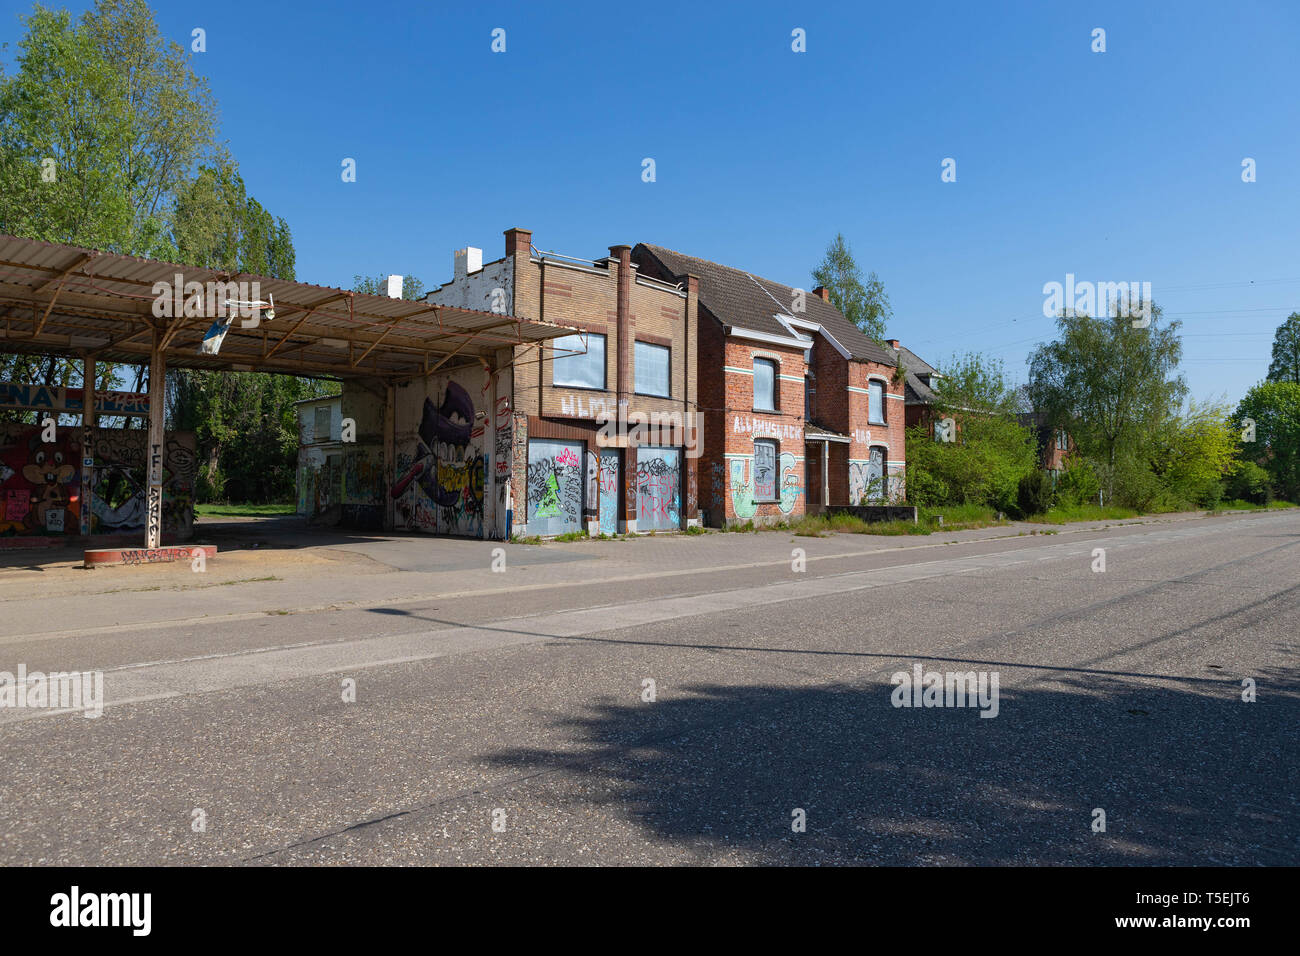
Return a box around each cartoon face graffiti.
[22,444,75,526]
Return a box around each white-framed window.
[1055,430,1068,451]
[753,440,778,501]
[868,380,885,424]
[635,341,670,397]
[754,359,777,411]
[552,333,606,389]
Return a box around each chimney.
[611,244,632,406]
[453,247,483,278]
[504,227,532,259]
[384,274,403,299]
[886,339,900,350]
[813,286,830,302]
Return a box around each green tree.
[811,233,891,341]
[1266,312,1300,384]
[0,0,217,254]
[933,352,1022,417]
[352,274,425,300]
[1145,400,1238,507]
[1027,303,1186,501]
[1234,381,1300,501]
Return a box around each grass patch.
[552,530,589,542]
[509,534,543,545]
[683,525,707,535]
[748,514,932,537]
[1033,503,1140,524]
[196,502,295,517]
[919,504,1008,531]
[1207,499,1297,514]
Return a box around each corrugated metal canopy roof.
[0,233,576,379]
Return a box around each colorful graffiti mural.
[0,423,195,538]
[527,439,583,536]
[391,380,486,537]
[729,452,802,521]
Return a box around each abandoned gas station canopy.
[0,233,575,380]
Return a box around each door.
[598,448,619,535]
[636,446,681,532]
[866,446,885,503]
[527,440,583,536]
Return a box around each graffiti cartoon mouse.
[23,440,75,528]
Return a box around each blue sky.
[3,0,1297,404]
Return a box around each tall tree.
[1235,381,1300,501]
[0,0,216,254]
[1266,312,1300,384]
[1027,302,1186,499]
[811,233,891,341]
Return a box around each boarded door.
[866,446,885,503]
[527,440,583,536]
[636,446,681,531]
[599,448,619,535]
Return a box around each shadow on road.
[480,670,1298,865]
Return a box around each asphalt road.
[1,510,1296,865]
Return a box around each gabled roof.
[889,344,939,406]
[634,244,896,366]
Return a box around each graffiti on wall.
[729,452,802,520]
[526,439,583,535]
[0,425,80,535]
[598,449,619,535]
[0,423,195,537]
[636,448,680,531]
[93,431,195,537]
[849,450,887,505]
[391,381,485,537]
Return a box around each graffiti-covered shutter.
[598,448,619,535]
[527,440,583,536]
[636,446,680,532]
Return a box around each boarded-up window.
[314,406,332,442]
[754,440,778,501]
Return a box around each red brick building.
[424,229,699,538]
[633,244,905,526]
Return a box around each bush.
[1225,460,1273,504]
[1055,456,1100,507]
[1016,470,1057,517]
[196,463,227,504]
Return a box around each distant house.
[891,342,943,430]
[632,244,905,523]
[1018,411,1073,476]
[295,395,343,518]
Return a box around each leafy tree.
[811,233,891,341]
[1266,312,1300,384]
[1027,303,1186,501]
[1234,381,1300,501]
[0,0,216,254]
[1145,400,1238,508]
[933,352,1022,417]
[353,274,425,301]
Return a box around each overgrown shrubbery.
[1016,470,1056,517]
[903,416,1037,515]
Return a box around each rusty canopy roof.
[0,233,575,380]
